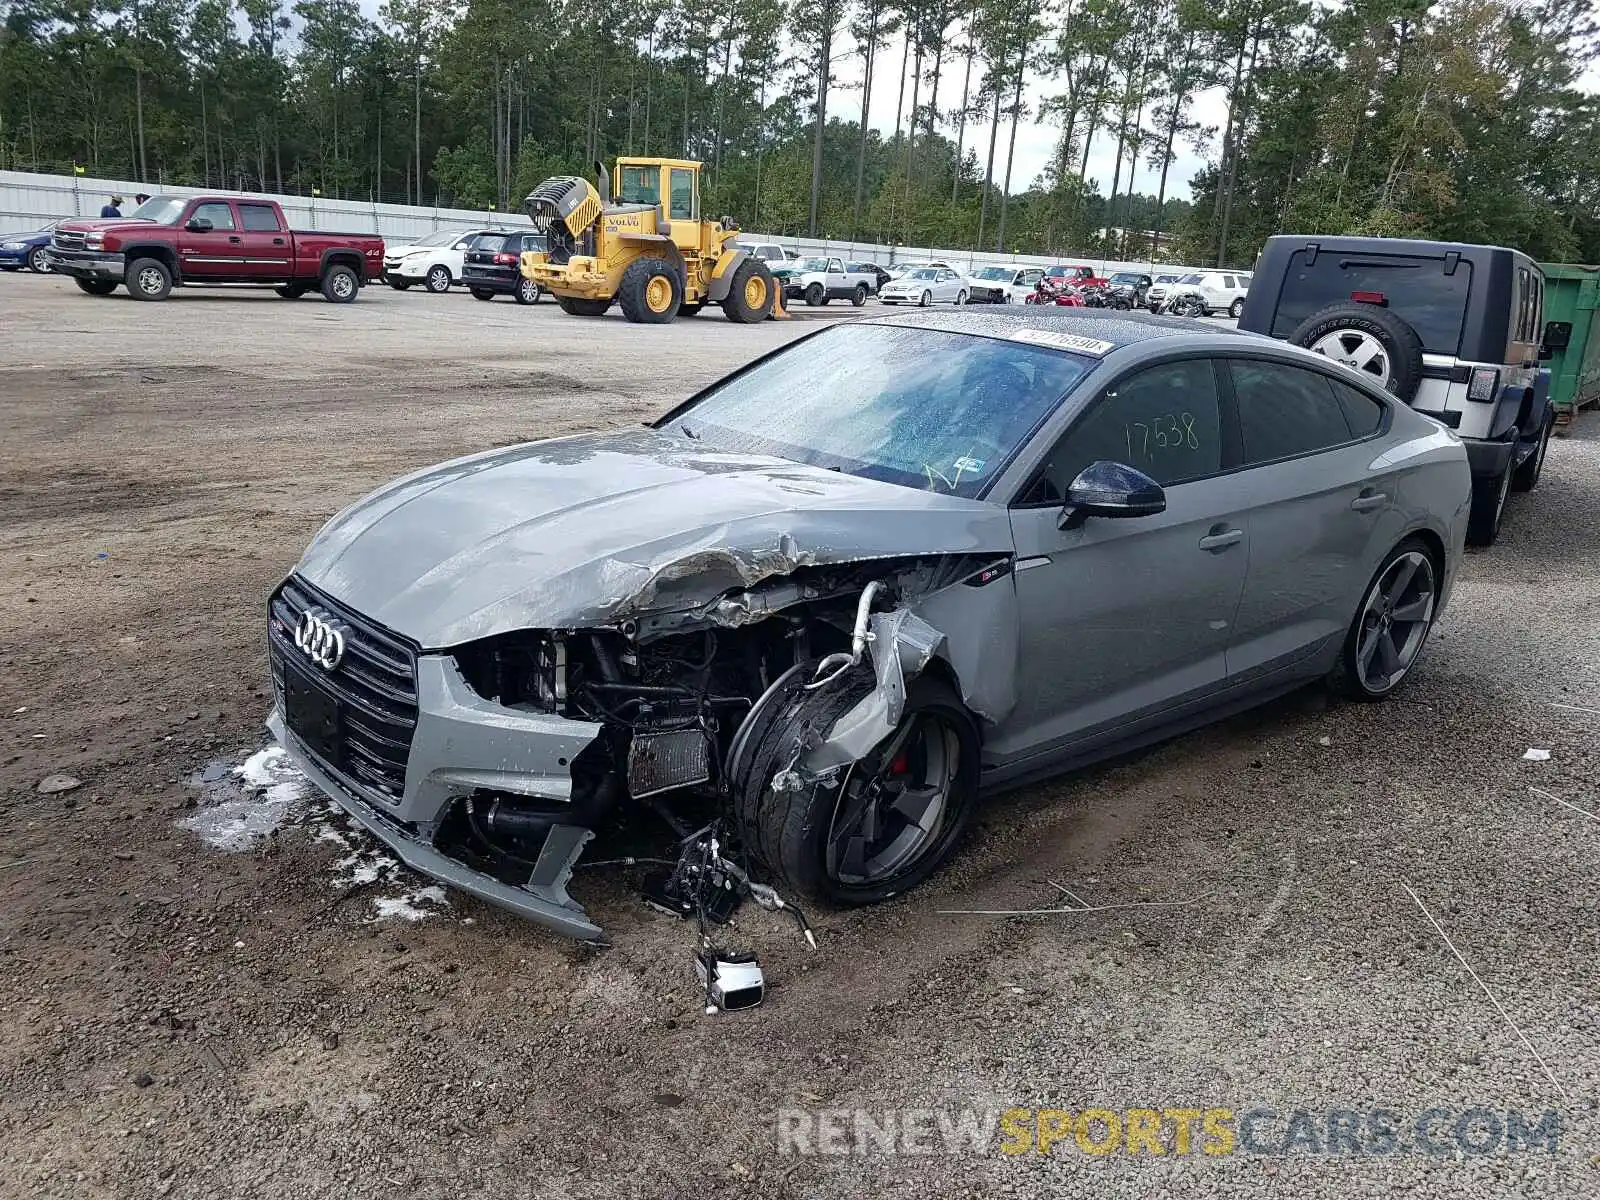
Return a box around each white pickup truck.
[772,256,878,307]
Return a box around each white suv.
[385,227,511,293]
[1176,270,1252,318]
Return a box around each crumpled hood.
[296,428,1013,648]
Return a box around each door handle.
[1198,526,1243,552]
[228,235,241,243]
[1350,489,1388,512]
[272,237,285,245]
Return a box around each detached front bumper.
[45,247,125,280]
[268,645,608,940]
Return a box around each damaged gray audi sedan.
[266,309,1471,939]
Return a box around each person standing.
[133,193,149,208]
[99,195,123,218]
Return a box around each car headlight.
[1,241,23,251]
[85,232,105,249]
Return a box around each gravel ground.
[0,272,1596,1199]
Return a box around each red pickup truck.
[47,195,384,302]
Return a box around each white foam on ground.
[371,886,449,922]
[181,746,310,851]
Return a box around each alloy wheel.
[332,272,355,299]
[1309,329,1391,386]
[427,266,450,293]
[826,712,960,885]
[138,266,165,295]
[1355,550,1436,693]
[27,247,48,273]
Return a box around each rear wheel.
[1467,463,1512,546]
[1229,297,1245,319]
[1511,413,1552,493]
[734,674,980,906]
[75,278,117,296]
[1289,302,1424,401]
[955,289,968,305]
[471,288,496,301]
[618,258,680,324]
[513,276,542,305]
[851,284,868,307]
[721,259,775,323]
[321,264,359,303]
[27,247,49,273]
[556,296,610,316]
[425,264,452,293]
[1327,538,1439,700]
[125,257,172,301]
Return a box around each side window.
[1515,268,1529,342]
[1021,269,1042,285]
[1023,358,1224,502]
[668,169,694,219]
[1230,359,1355,464]
[191,201,236,231]
[237,203,281,232]
[828,258,843,272]
[1222,275,1236,288]
[1327,378,1387,438]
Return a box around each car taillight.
[1467,367,1500,402]
[494,252,516,265]
[1351,290,1386,305]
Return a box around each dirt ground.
[1,273,1597,1200]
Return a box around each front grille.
[53,230,86,251]
[268,576,419,801]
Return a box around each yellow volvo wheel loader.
[519,157,778,324]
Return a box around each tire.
[321,264,359,303]
[721,258,775,323]
[1511,412,1552,493]
[918,290,931,307]
[388,278,411,291]
[125,256,171,301]
[557,296,610,316]
[1467,462,1512,546]
[75,278,117,296]
[513,275,542,305]
[1001,292,1013,304]
[471,288,496,301]
[733,673,981,907]
[1229,297,1245,319]
[851,284,867,307]
[424,265,452,293]
[27,247,49,273]
[1287,302,1424,401]
[805,282,824,307]
[1326,537,1441,701]
[956,289,968,305]
[618,258,681,324]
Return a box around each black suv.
[462,231,547,304]
[1238,235,1559,546]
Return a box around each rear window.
[472,234,508,252]
[1272,251,1472,355]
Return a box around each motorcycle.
[1027,278,1085,306]
[1160,288,1206,319]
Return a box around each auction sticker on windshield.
[1006,328,1115,356]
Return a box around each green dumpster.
[1540,262,1600,424]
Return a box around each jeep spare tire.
[1288,302,1424,402]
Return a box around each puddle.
[184,744,449,923]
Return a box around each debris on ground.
[36,774,82,794]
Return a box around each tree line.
[1,0,1596,265]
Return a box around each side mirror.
[185,216,213,233]
[1060,461,1167,529]
[1542,320,1572,353]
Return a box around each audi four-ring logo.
[294,609,347,670]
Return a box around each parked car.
[1239,235,1558,545]
[772,256,878,306]
[738,240,797,267]
[847,261,892,292]
[461,230,547,304]
[968,265,1045,304]
[46,195,383,301]
[1173,270,1251,318]
[266,308,1469,941]
[1145,272,1187,312]
[0,219,61,273]
[879,265,969,306]
[386,227,511,293]
[1106,271,1153,306]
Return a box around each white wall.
[1,167,1198,275]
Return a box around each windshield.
[618,165,659,205]
[974,267,1013,281]
[799,258,829,270]
[1110,273,1142,284]
[907,268,938,279]
[1179,273,1204,285]
[472,234,509,253]
[406,228,463,249]
[1156,274,1180,284]
[668,324,1091,497]
[1273,252,1470,354]
[131,197,186,224]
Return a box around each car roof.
[865,307,1261,353]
